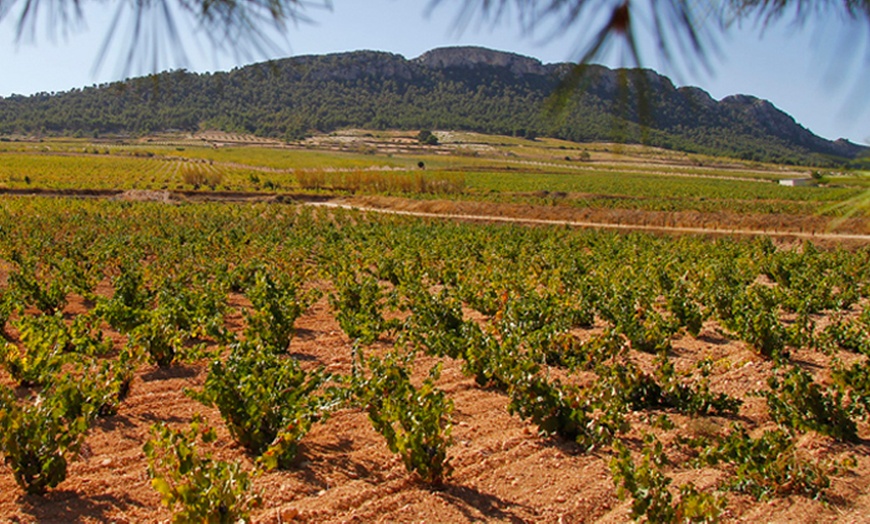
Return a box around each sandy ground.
[0,279,868,524]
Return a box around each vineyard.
[0,131,868,521]
[0,194,867,522]
[1,132,868,222]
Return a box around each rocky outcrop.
[414,46,551,76]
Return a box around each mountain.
[0,46,865,165]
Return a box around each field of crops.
[1,132,867,223]
[0,194,868,522]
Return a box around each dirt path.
[313,199,870,243]
[0,187,866,242]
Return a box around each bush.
[0,288,18,333]
[654,357,742,417]
[611,435,726,523]
[1,313,72,387]
[818,316,869,355]
[144,418,260,522]
[763,366,857,442]
[665,280,705,337]
[94,266,151,333]
[153,278,230,343]
[188,341,328,469]
[417,129,438,146]
[729,286,787,360]
[598,284,675,354]
[356,352,453,485]
[505,350,628,451]
[403,288,481,360]
[7,262,68,314]
[128,312,185,368]
[691,425,843,500]
[329,271,397,344]
[0,385,93,495]
[832,359,870,419]
[48,353,136,419]
[243,270,317,352]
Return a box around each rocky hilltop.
[0,46,865,165]
[414,46,551,76]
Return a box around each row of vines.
[0,196,867,521]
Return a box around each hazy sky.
[1,0,867,144]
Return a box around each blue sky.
[1,0,867,144]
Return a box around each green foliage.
[653,357,742,417]
[153,277,230,343]
[691,426,842,500]
[355,352,453,485]
[402,288,479,360]
[1,314,72,386]
[128,311,186,367]
[611,435,725,523]
[7,261,68,314]
[509,373,628,451]
[493,349,738,452]
[760,243,860,314]
[461,331,527,389]
[665,279,705,337]
[143,418,260,523]
[455,274,505,316]
[818,316,869,355]
[53,352,136,418]
[700,261,747,327]
[595,360,662,412]
[188,341,328,469]
[541,330,624,370]
[67,313,116,356]
[598,284,675,354]
[243,270,317,352]
[0,288,18,333]
[417,129,439,146]
[0,385,93,495]
[785,310,817,349]
[329,270,396,344]
[112,275,228,367]
[495,340,629,450]
[53,255,103,302]
[94,265,151,333]
[763,366,857,442]
[0,193,866,517]
[594,356,741,418]
[831,359,870,419]
[727,285,788,360]
[494,290,587,351]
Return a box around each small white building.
[779,178,815,187]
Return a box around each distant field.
[0,131,866,226]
